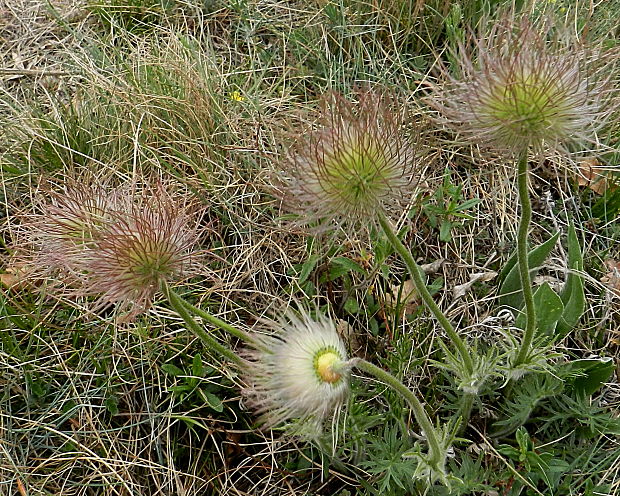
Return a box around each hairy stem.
[162,283,242,365]
[352,358,442,466]
[377,211,474,376]
[458,393,475,431]
[513,153,537,368]
[179,298,258,346]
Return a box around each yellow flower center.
[315,350,342,384]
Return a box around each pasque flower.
[19,178,248,365]
[427,14,614,374]
[20,179,201,320]
[239,308,456,483]
[82,190,200,319]
[429,15,611,154]
[281,90,418,229]
[241,310,350,432]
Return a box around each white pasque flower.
[241,310,350,432]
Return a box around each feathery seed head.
[241,310,349,434]
[83,195,199,319]
[282,90,418,229]
[19,179,201,320]
[429,16,610,154]
[22,181,123,279]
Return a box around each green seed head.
[429,15,609,154]
[284,90,419,229]
[318,133,393,210]
[488,74,557,136]
[314,347,344,384]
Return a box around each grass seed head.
[281,90,418,230]
[241,309,349,435]
[429,15,611,155]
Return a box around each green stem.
[513,153,536,367]
[162,283,242,365]
[179,298,258,347]
[458,392,475,432]
[353,358,442,466]
[377,211,474,376]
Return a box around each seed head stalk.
[179,297,258,347]
[377,210,474,376]
[513,153,537,367]
[162,282,242,365]
[351,358,443,467]
[458,392,475,432]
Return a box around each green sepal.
[514,282,563,337]
[499,232,560,311]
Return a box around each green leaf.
[202,391,224,412]
[298,254,321,284]
[344,297,359,314]
[559,221,582,304]
[428,276,444,296]
[498,445,520,459]
[557,274,585,339]
[567,221,584,272]
[161,363,184,377]
[514,283,564,336]
[104,395,119,416]
[591,183,620,221]
[330,257,366,276]
[499,232,560,311]
[168,385,191,395]
[491,374,564,437]
[453,198,482,212]
[439,220,453,242]
[174,415,210,431]
[498,232,559,283]
[373,234,393,265]
[546,458,571,489]
[515,426,531,451]
[192,354,204,377]
[557,222,585,338]
[566,358,614,397]
[369,317,379,336]
[585,483,612,496]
